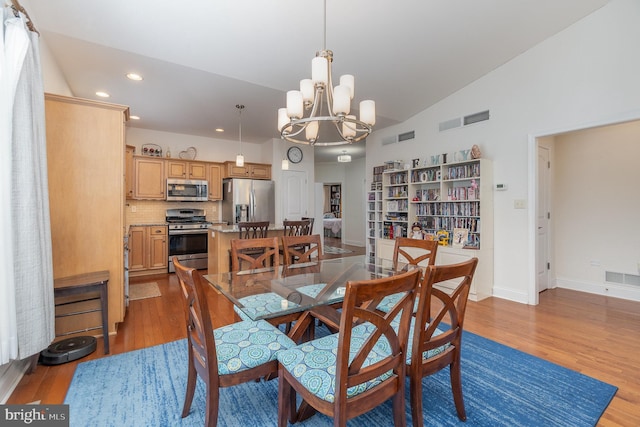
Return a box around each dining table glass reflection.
[203,255,405,327]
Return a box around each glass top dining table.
[203,255,408,339]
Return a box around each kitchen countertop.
[209,224,284,233]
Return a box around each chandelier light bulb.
[339,75,354,99]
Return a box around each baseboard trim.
[556,277,640,302]
[0,359,30,404]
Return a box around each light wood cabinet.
[223,161,271,179]
[45,93,129,334]
[129,225,168,275]
[208,163,223,200]
[166,160,207,180]
[125,145,135,199]
[133,157,165,199]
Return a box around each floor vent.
[439,110,490,132]
[605,271,640,286]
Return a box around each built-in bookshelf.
[366,166,385,257]
[330,185,341,218]
[373,157,493,301]
[382,167,410,239]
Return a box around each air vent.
[605,271,640,286]
[381,135,397,146]
[463,110,490,126]
[438,118,462,132]
[398,131,415,142]
[439,110,490,132]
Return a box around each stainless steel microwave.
[166,179,208,202]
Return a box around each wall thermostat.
[495,183,508,191]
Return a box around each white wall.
[553,121,640,297]
[366,0,640,304]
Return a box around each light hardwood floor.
[8,255,640,426]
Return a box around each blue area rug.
[64,330,616,426]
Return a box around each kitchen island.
[207,224,285,273]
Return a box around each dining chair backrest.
[237,221,269,239]
[408,257,478,426]
[393,237,439,268]
[173,258,219,411]
[282,234,323,265]
[173,257,293,426]
[230,237,280,271]
[283,219,312,237]
[301,217,315,234]
[277,267,422,426]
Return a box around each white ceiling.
[23,0,608,163]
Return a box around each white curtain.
[1,5,54,365]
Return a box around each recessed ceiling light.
[130,115,140,120]
[95,91,110,98]
[126,73,143,81]
[215,128,224,132]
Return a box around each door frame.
[527,110,640,305]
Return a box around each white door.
[536,145,550,293]
[282,170,307,220]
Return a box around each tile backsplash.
[125,200,222,226]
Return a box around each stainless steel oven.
[166,208,211,272]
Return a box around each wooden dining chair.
[283,219,312,237]
[230,237,280,272]
[282,234,323,265]
[393,236,439,268]
[301,217,315,234]
[277,268,422,427]
[172,257,295,427]
[407,257,478,426]
[238,221,269,239]
[377,237,439,314]
[228,221,270,269]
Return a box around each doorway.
[530,117,640,305]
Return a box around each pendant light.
[235,104,245,167]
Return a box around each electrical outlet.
[514,199,526,209]
[130,205,137,212]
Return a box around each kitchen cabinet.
[129,225,168,276]
[166,160,207,180]
[133,156,165,200]
[223,161,271,179]
[45,93,129,334]
[125,145,135,199]
[208,162,223,200]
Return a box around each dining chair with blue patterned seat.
[277,267,422,427]
[377,237,439,314]
[406,257,478,427]
[173,257,295,427]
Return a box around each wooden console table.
[54,270,110,354]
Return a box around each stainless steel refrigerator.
[221,178,275,224]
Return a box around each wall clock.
[287,146,303,163]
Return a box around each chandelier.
[277,0,375,146]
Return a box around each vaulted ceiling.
[24,0,608,162]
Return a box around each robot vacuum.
[39,336,97,365]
